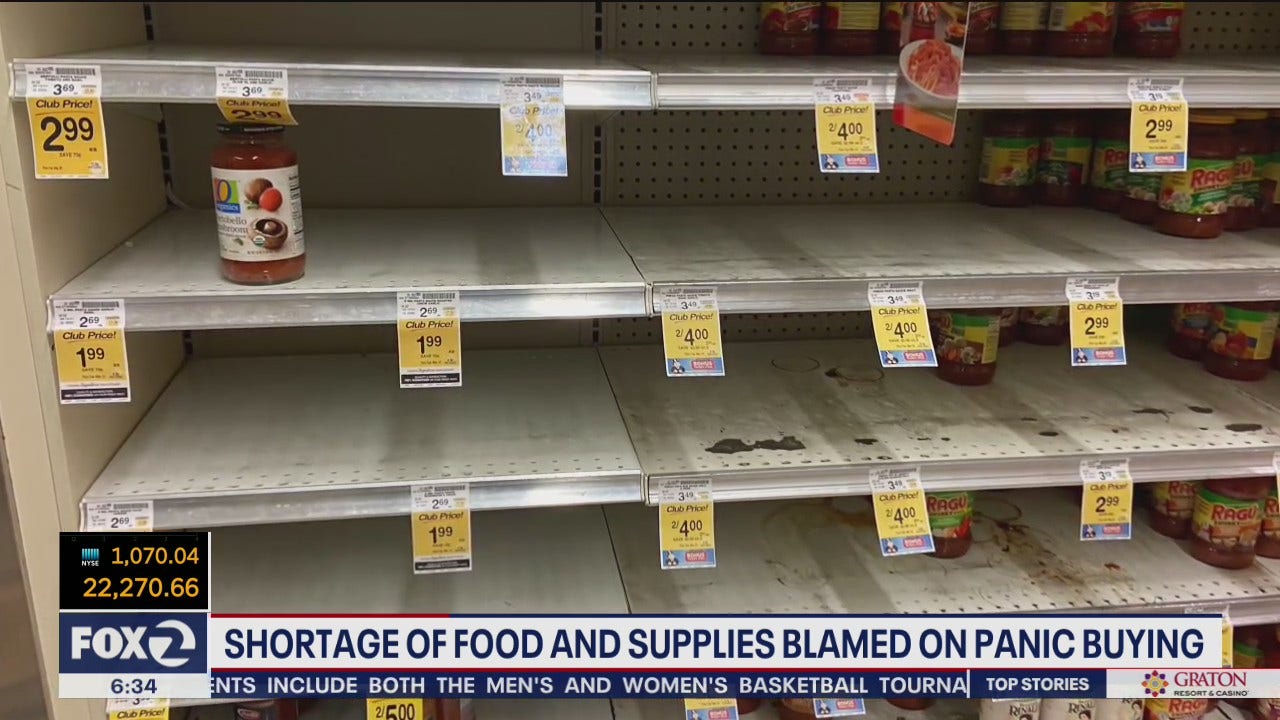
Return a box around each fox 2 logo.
[60,613,207,673]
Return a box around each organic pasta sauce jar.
[1167,303,1214,360]
[1203,301,1279,381]
[927,491,973,558]
[979,112,1040,207]
[1154,113,1236,239]
[1148,481,1197,539]
[1090,111,1130,212]
[933,308,1001,386]
[1227,109,1269,231]
[1038,112,1093,206]
[1190,476,1269,569]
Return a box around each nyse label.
[398,291,462,388]
[52,298,130,403]
[658,477,716,569]
[26,64,109,179]
[411,483,472,574]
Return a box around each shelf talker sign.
[869,466,934,557]
[52,298,130,404]
[1128,77,1187,173]
[25,63,108,179]
[658,477,716,570]
[658,287,725,377]
[500,76,567,177]
[1078,458,1133,541]
[814,78,879,174]
[1066,277,1126,367]
[216,66,297,126]
[397,290,462,388]
[107,698,169,720]
[684,698,738,720]
[367,698,425,720]
[411,483,472,574]
[869,281,935,368]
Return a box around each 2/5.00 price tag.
[366,698,426,720]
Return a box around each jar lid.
[1188,112,1236,125]
[1231,109,1269,121]
[216,122,285,135]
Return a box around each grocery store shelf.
[603,204,1280,314]
[52,209,648,330]
[81,349,642,529]
[11,44,652,109]
[630,54,1280,109]
[606,488,1280,624]
[600,338,1280,505]
[187,699,614,720]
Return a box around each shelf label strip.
[1128,76,1187,173]
[25,63,108,180]
[657,287,724,377]
[868,281,936,368]
[52,298,131,404]
[869,466,934,557]
[500,76,567,177]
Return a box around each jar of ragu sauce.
[1190,476,1269,570]
[927,491,973,558]
[998,1,1050,54]
[1090,111,1130,212]
[966,2,1001,54]
[979,112,1040,207]
[1039,112,1094,206]
[821,2,879,55]
[1167,303,1214,360]
[1046,2,1117,57]
[1019,306,1068,346]
[998,308,1018,346]
[1203,301,1280,382]
[1148,481,1197,539]
[211,124,305,285]
[1120,171,1163,224]
[759,2,820,55]
[1117,2,1185,58]
[1260,486,1280,559]
[1155,113,1236,240]
[1144,699,1209,720]
[1262,110,1280,227]
[1227,109,1270,232]
[933,308,1001,386]
[879,2,906,54]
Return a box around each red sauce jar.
[880,2,907,53]
[760,2,821,55]
[821,2,880,55]
[778,700,817,720]
[1120,171,1162,224]
[737,699,763,715]
[1019,306,1068,346]
[1090,111,1130,212]
[1148,481,1197,539]
[998,1,1049,54]
[233,701,299,720]
[1039,112,1094,206]
[1234,626,1268,673]
[927,491,973,558]
[1154,113,1236,240]
[979,112,1040,207]
[1117,2,1184,57]
[1190,476,1269,570]
[1203,301,1279,382]
[1262,111,1280,227]
[211,124,305,285]
[1167,303,1214,360]
[1260,486,1280,559]
[890,699,936,711]
[998,308,1018,346]
[1046,2,1117,57]
[933,308,1001,386]
[1227,109,1270,232]
[966,2,1001,54]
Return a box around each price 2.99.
[1144,118,1175,138]
[1094,494,1120,513]
[40,115,95,152]
[1083,316,1110,335]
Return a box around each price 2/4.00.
[678,327,710,346]
[670,518,704,537]
[827,121,865,140]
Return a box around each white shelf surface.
[631,54,1280,109]
[603,204,1280,314]
[606,488,1280,624]
[600,338,1280,504]
[52,209,648,330]
[81,349,643,529]
[11,44,652,109]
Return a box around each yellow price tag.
[1127,77,1187,172]
[500,76,567,177]
[1067,278,1125,366]
[367,698,428,720]
[868,467,934,556]
[1079,459,1133,541]
[411,484,472,574]
[106,698,168,720]
[868,282,935,368]
[684,698,738,720]
[52,299,130,403]
[216,66,297,126]
[658,287,724,377]
[25,64,108,179]
[814,78,879,174]
[397,291,462,388]
[1223,615,1234,668]
[658,478,716,569]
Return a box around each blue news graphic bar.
[972,671,1108,699]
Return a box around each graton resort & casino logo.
[1142,671,1169,697]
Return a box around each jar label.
[1120,2,1184,33]
[926,492,972,538]
[825,2,879,31]
[1038,135,1092,187]
[1234,640,1265,668]
[1144,700,1207,720]
[1263,154,1280,184]
[211,165,304,262]
[969,2,1000,33]
[1152,481,1196,520]
[1048,2,1116,32]
[999,307,1017,329]
[1192,487,1263,550]
[1126,172,1163,201]
[760,2,820,33]
[1264,489,1280,541]
[1019,306,1066,328]
[934,311,998,365]
[1170,303,1214,341]
[1230,153,1265,208]
[1158,158,1233,216]
[1090,139,1128,191]
[1208,305,1279,361]
[999,2,1049,30]
[980,137,1038,187]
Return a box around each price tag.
[868,467,934,557]
[25,64,108,179]
[52,298,130,403]
[499,76,567,177]
[1222,608,1234,668]
[683,698,738,720]
[411,483,471,574]
[1127,77,1187,172]
[814,78,879,174]
[397,291,462,388]
[868,282,935,368]
[106,698,169,720]
[215,66,297,126]
[813,699,866,717]
[367,698,425,720]
[658,477,716,570]
[657,287,725,377]
[1079,459,1133,541]
[1066,277,1126,367]
[80,501,154,532]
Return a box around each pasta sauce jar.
[1117,2,1185,57]
[1019,306,1069,346]
[1167,303,1214,360]
[879,2,906,53]
[1038,112,1094,206]
[998,1,1049,54]
[1203,301,1279,381]
[889,700,935,711]
[737,699,762,715]
[1227,109,1269,231]
[759,3,820,55]
[1148,481,1197,539]
[821,2,879,55]
[1259,486,1280,559]
[965,2,1001,54]
[778,700,817,720]
[1190,476,1269,570]
[1155,113,1236,239]
[1262,110,1280,227]
[933,308,1001,386]
[1046,2,1117,57]
[1143,700,1209,720]
[1089,111,1130,212]
[979,112,1040,207]
[927,492,973,558]
[211,124,305,285]
[998,308,1018,346]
